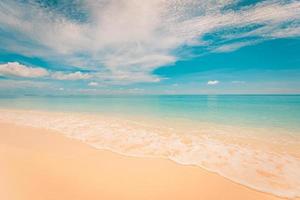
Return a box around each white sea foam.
[0,109,300,198]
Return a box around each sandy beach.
[1,122,297,200]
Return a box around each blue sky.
[0,0,300,95]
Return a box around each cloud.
[0,0,299,83]
[0,62,49,78]
[0,62,95,81]
[88,81,98,86]
[213,41,260,53]
[51,71,91,80]
[207,80,219,85]
[94,70,162,84]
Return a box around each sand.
[0,122,296,200]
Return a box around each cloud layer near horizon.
[0,62,49,78]
[0,62,90,80]
[0,0,300,84]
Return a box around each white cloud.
[94,70,162,84]
[0,62,49,78]
[0,62,94,81]
[207,80,219,85]
[51,71,91,80]
[88,81,98,86]
[0,0,299,83]
[213,41,260,53]
[269,26,300,38]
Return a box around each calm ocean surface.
[0,95,300,131]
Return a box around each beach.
[1,0,300,198]
[1,122,297,200]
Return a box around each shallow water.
[0,95,300,198]
[1,95,300,131]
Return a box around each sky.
[0,0,300,95]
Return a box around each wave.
[0,109,299,198]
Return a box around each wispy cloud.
[213,41,259,53]
[0,0,299,84]
[51,71,91,80]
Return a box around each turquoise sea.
[0,95,300,131]
[0,95,300,198]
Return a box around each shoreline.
[0,122,297,200]
[1,108,300,198]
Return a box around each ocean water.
[1,95,300,130]
[0,95,300,198]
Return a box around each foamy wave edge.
[0,109,299,199]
